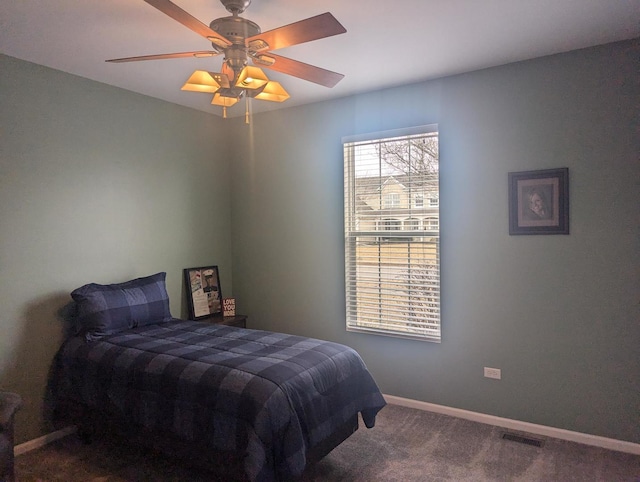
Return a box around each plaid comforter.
[54,320,386,480]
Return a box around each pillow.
[71,272,172,341]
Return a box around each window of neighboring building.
[383,192,400,209]
[380,218,401,230]
[425,217,439,230]
[415,194,424,208]
[343,125,440,342]
[379,218,401,242]
[429,197,439,207]
[405,218,420,230]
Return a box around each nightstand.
[207,314,247,328]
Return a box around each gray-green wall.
[1,55,233,442]
[230,39,639,444]
[1,38,638,447]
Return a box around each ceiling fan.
[107,0,347,118]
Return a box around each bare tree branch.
[376,137,439,177]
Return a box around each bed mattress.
[53,319,386,480]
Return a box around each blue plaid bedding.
[54,319,386,480]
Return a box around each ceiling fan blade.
[144,0,231,46]
[247,12,346,51]
[259,53,344,88]
[106,51,221,63]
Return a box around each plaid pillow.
[71,272,172,341]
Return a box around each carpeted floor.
[14,404,640,481]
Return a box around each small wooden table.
[205,314,247,328]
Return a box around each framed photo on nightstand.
[184,265,222,320]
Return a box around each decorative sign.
[223,298,236,317]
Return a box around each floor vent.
[501,431,545,447]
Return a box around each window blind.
[344,126,440,341]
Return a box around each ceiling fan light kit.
[107,0,347,120]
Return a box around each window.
[425,217,439,230]
[380,218,401,242]
[383,192,400,209]
[405,218,420,230]
[380,218,401,231]
[344,125,440,342]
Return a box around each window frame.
[343,125,441,342]
[383,192,400,209]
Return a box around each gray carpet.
[15,404,640,481]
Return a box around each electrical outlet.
[484,367,501,380]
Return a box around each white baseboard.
[13,399,640,457]
[384,394,640,456]
[14,426,77,456]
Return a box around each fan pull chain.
[223,106,227,119]
[245,96,250,124]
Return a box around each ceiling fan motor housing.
[210,16,261,77]
[209,16,260,43]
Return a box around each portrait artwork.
[508,168,569,235]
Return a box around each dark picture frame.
[508,168,569,235]
[184,265,222,319]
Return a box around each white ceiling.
[2,0,639,118]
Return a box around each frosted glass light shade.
[235,66,269,90]
[253,81,290,102]
[181,71,224,93]
[211,93,239,107]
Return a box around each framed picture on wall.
[184,265,222,319]
[508,168,569,235]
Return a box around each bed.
[51,272,386,481]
